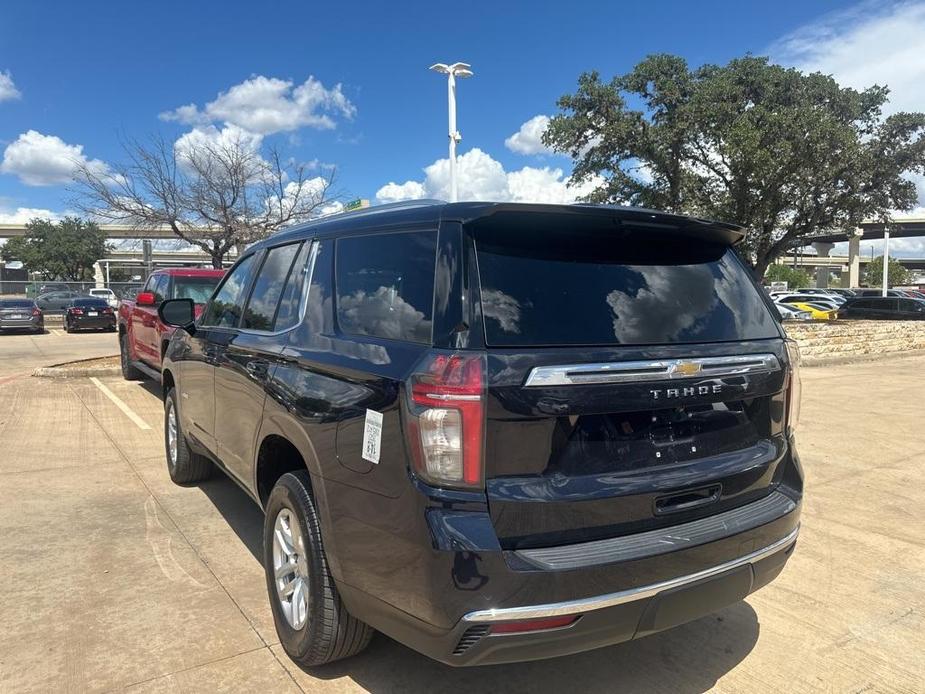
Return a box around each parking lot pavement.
[0,340,923,692]
[0,328,118,379]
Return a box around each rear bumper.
[335,485,801,666]
[69,316,115,330]
[448,527,797,665]
[0,317,43,331]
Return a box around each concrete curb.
[32,354,121,378]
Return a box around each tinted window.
[152,275,169,303]
[172,275,223,303]
[275,242,315,332]
[475,230,779,346]
[73,298,109,308]
[0,299,33,308]
[142,275,158,294]
[335,231,437,343]
[242,243,301,331]
[200,255,258,328]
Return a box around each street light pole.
[430,62,473,202]
[882,227,890,297]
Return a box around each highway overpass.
[0,223,181,240]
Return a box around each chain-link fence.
[0,281,143,300]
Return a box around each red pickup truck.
[118,268,225,380]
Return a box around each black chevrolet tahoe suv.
[158,201,803,667]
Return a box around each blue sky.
[1,0,924,253]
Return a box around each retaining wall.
[784,320,925,363]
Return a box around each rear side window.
[200,254,258,328]
[474,230,779,346]
[274,242,315,331]
[172,276,223,303]
[335,231,437,344]
[241,243,301,331]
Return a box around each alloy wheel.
[272,508,310,630]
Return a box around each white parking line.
[50,329,63,336]
[90,376,152,430]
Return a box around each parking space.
[1,340,923,692]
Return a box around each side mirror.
[136,291,157,307]
[158,298,196,334]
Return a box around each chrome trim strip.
[461,525,799,623]
[524,354,781,387]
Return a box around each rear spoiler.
[444,202,746,246]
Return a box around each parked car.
[118,268,225,379]
[854,288,912,298]
[157,201,803,667]
[774,303,812,321]
[37,282,71,295]
[838,296,925,320]
[793,289,847,305]
[824,288,857,298]
[35,290,83,311]
[88,287,120,308]
[0,298,44,333]
[63,297,116,332]
[786,301,838,320]
[773,294,840,311]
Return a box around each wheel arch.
[253,412,343,579]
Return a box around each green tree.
[764,264,812,288]
[544,55,925,279]
[0,217,109,280]
[864,255,911,287]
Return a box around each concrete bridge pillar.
[812,242,835,288]
[847,229,863,288]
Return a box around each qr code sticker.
[362,409,383,464]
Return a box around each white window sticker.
[362,409,383,464]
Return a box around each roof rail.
[313,198,446,225]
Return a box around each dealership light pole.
[882,225,891,297]
[429,62,473,202]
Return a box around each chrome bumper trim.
[462,525,799,623]
[524,354,781,387]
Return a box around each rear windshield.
[171,276,222,303]
[474,230,779,347]
[0,299,33,308]
[73,298,109,308]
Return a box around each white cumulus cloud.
[504,115,553,155]
[0,70,21,102]
[0,206,62,223]
[770,2,925,117]
[375,148,602,205]
[0,130,109,186]
[771,1,925,212]
[160,75,355,135]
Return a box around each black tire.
[62,318,70,333]
[164,387,212,484]
[264,471,373,667]
[120,333,144,380]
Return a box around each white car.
[774,303,813,321]
[88,287,119,309]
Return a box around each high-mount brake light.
[407,353,485,488]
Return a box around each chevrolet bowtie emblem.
[673,361,702,377]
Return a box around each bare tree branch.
[71,131,340,267]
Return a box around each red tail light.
[31,308,41,317]
[407,352,485,489]
[102,307,114,314]
[69,308,83,315]
[785,340,802,435]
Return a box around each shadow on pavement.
[194,465,761,692]
[306,601,759,693]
